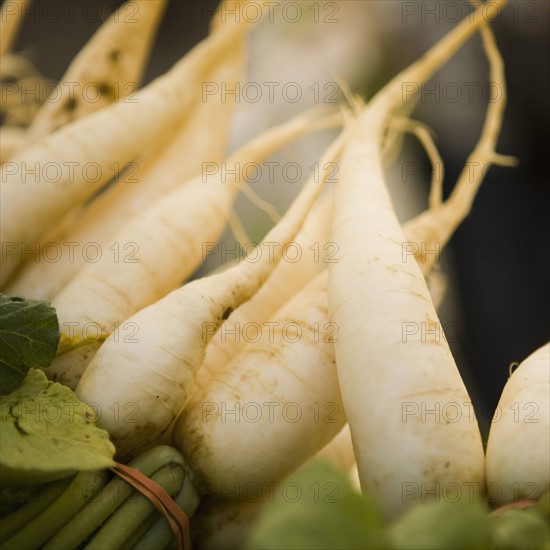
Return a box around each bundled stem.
[0,479,71,544]
[0,470,108,550]
[42,446,197,549]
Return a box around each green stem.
[0,482,45,517]
[57,333,107,355]
[0,470,108,550]
[43,446,186,549]
[118,513,159,550]
[85,463,185,550]
[0,479,71,544]
[134,474,201,550]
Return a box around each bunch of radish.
[1,0,547,547]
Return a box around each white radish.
[182,186,462,498]
[22,0,168,146]
[173,270,344,490]
[52,108,340,357]
[485,342,550,504]
[0,1,262,287]
[5,31,246,301]
[45,110,338,390]
[328,1,510,518]
[0,0,32,57]
[199,100,502,380]
[197,191,335,385]
[401,33,517,277]
[75,129,348,460]
[196,95,464,382]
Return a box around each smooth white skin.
[184,167,461,496]
[76,134,347,460]
[7,21,246,301]
[330,117,485,518]
[198,192,334,384]
[0,11,252,287]
[50,109,331,357]
[199,181,457,385]
[173,271,344,491]
[198,15,511,384]
[327,2,509,518]
[313,259,450,477]
[76,274,246,460]
[486,342,550,504]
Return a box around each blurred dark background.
[3,0,549,434]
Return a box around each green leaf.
[490,509,550,550]
[0,294,60,395]
[388,500,491,550]
[0,369,115,485]
[245,460,388,550]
